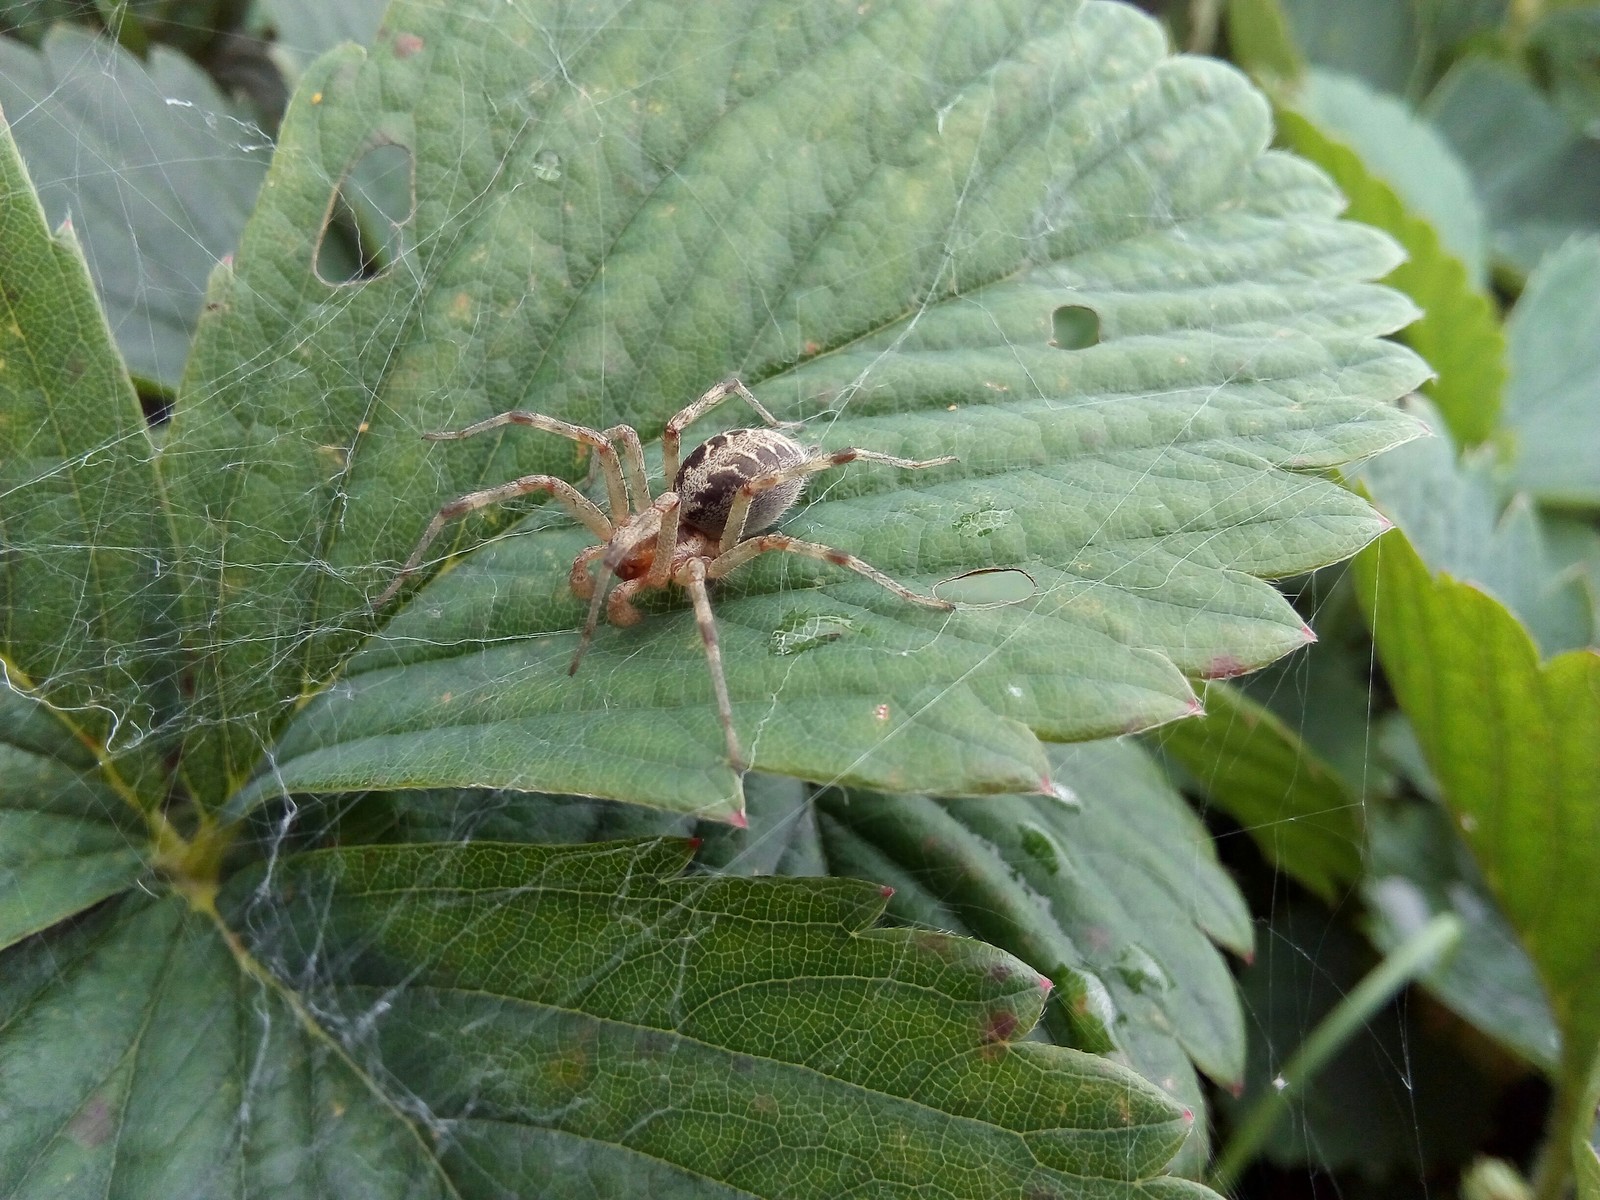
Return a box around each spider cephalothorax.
[376,378,956,770]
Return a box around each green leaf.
[0,102,174,802]
[312,771,829,878]
[0,688,145,952]
[1426,57,1600,276]
[1578,1070,1600,1200]
[166,0,1425,816]
[229,838,1219,1198]
[1,826,1223,1197]
[1278,0,1424,97]
[0,893,454,1199]
[1297,70,1490,284]
[1502,237,1600,508]
[1544,514,1600,640]
[1365,797,1561,1070]
[250,0,387,74]
[818,739,1251,1177]
[1233,0,1509,101]
[1157,679,1364,902]
[1580,1141,1600,1200]
[0,27,271,390]
[0,0,87,44]
[1225,0,1305,85]
[1529,7,1600,135]
[1359,396,1594,655]
[1274,80,1506,445]
[1354,524,1600,1185]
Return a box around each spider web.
[0,0,1552,1196]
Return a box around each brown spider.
[375,378,956,771]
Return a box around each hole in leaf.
[934,567,1036,607]
[1050,304,1100,349]
[138,383,174,427]
[314,139,416,284]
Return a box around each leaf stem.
[1529,1054,1600,1200]
[1529,1080,1578,1200]
[1209,913,1463,1192]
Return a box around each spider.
[375,378,956,771]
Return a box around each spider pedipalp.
[377,377,956,773]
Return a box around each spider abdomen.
[674,427,811,537]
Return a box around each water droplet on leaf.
[532,149,563,182]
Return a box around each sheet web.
[0,0,1482,1195]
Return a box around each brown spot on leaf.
[981,1009,1018,1043]
[1202,655,1250,679]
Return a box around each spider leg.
[679,557,745,772]
[642,493,680,587]
[569,543,606,600]
[603,423,650,513]
[424,410,632,525]
[376,476,612,608]
[717,446,957,554]
[568,504,669,676]
[705,533,953,611]
[605,576,649,626]
[662,378,795,484]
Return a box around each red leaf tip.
[727,809,749,829]
[878,885,895,899]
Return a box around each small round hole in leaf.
[934,567,1037,607]
[1051,304,1100,349]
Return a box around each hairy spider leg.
[599,575,650,627]
[705,533,953,610]
[661,378,795,484]
[678,557,745,771]
[567,497,679,676]
[375,475,611,607]
[599,494,682,627]
[568,543,607,599]
[603,423,650,513]
[423,410,631,525]
[717,447,958,555]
